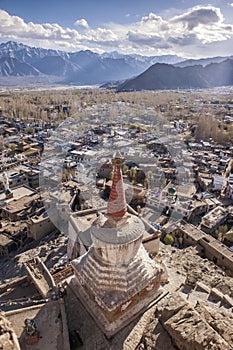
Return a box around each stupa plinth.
[71,151,163,336]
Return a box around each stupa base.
[69,276,165,338]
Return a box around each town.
[0,87,233,349]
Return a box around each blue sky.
[0,0,233,58]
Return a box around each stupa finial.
[107,151,127,219]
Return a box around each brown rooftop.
[2,193,39,213]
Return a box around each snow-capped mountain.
[0,41,184,85]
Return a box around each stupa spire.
[107,151,127,219]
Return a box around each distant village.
[0,93,232,270]
[0,89,233,349]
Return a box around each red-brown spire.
[107,151,127,219]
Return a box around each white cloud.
[127,30,170,49]
[0,6,233,57]
[171,5,223,30]
[85,28,118,43]
[74,18,89,29]
[0,10,82,44]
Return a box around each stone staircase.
[179,281,233,313]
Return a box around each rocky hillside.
[117,59,233,91]
[175,55,233,68]
[139,292,233,350]
[136,244,233,350]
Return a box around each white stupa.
[71,151,163,336]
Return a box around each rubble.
[0,312,20,350]
[195,301,233,348]
[140,291,233,350]
[158,244,233,297]
[137,243,233,350]
[164,303,230,350]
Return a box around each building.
[163,220,233,272]
[197,172,213,191]
[212,174,224,192]
[199,235,233,271]
[0,185,39,221]
[27,208,56,241]
[229,173,233,185]
[201,206,228,234]
[0,166,40,191]
[225,172,233,200]
[0,233,17,257]
[0,168,28,191]
[70,151,163,337]
[176,220,206,247]
[226,183,233,200]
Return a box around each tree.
[163,233,174,245]
[25,126,34,134]
[108,171,113,181]
[147,170,153,182]
[130,167,137,182]
[8,143,16,155]
[122,164,128,175]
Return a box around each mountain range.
[0,41,183,85]
[117,59,233,91]
[0,41,232,89]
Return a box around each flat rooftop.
[201,206,228,227]
[178,221,206,240]
[200,235,233,260]
[30,211,49,223]
[1,193,39,214]
[6,301,69,350]
[0,233,12,246]
[0,185,36,203]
